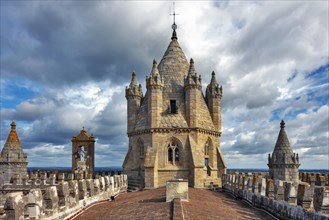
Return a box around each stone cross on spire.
[170,2,179,40]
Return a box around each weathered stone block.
[86,179,95,197]
[297,182,314,209]
[43,186,59,216]
[166,179,188,202]
[78,179,87,200]
[4,193,25,220]
[274,180,284,201]
[56,182,70,209]
[27,188,43,219]
[67,180,79,207]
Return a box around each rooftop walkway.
[74,187,275,220]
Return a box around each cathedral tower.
[123,23,226,190]
[0,121,28,186]
[268,120,300,182]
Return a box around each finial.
[280,120,285,128]
[132,71,136,77]
[82,126,85,131]
[170,2,179,40]
[11,120,16,130]
[210,71,218,85]
[190,58,194,64]
[153,59,157,65]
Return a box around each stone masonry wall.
[222,173,329,220]
[1,174,127,220]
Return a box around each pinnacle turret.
[206,71,222,99]
[268,120,300,181]
[146,59,163,88]
[126,72,143,98]
[184,58,202,89]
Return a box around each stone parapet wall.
[222,173,329,219]
[2,174,127,220]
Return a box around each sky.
[1,1,328,169]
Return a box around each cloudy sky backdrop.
[1,1,328,169]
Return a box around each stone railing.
[222,173,329,220]
[2,174,127,220]
[299,172,329,186]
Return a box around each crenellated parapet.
[2,174,128,220]
[222,173,329,219]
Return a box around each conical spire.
[210,71,218,86]
[187,58,196,77]
[273,120,293,155]
[1,121,28,163]
[4,121,21,149]
[129,72,138,88]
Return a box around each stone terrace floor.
[75,188,275,220]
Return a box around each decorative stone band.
[127,127,221,137]
[184,84,202,91]
[125,93,143,99]
[146,84,164,90]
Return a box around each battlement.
[1,174,127,220]
[222,173,329,219]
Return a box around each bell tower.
[72,128,95,178]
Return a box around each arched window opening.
[140,144,144,158]
[175,148,179,161]
[168,148,173,162]
[79,146,85,161]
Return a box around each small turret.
[184,58,202,89]
[126,72,143,133]
[146,60,163,128]
[126,72,143,99]
[206,71,223,132]
[268,120,300,182]
[146,60,163,88]
[0,121,28,186]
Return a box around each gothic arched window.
[139,143,144,158]
[168,148,173,162]
[205,144,209,156]
[175,148,179,161]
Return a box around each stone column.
[94,179,100,195]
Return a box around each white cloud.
[1,1,328,169]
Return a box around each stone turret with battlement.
[268,120,300,182]
[0,121,28,186]
[123,23,226,190]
